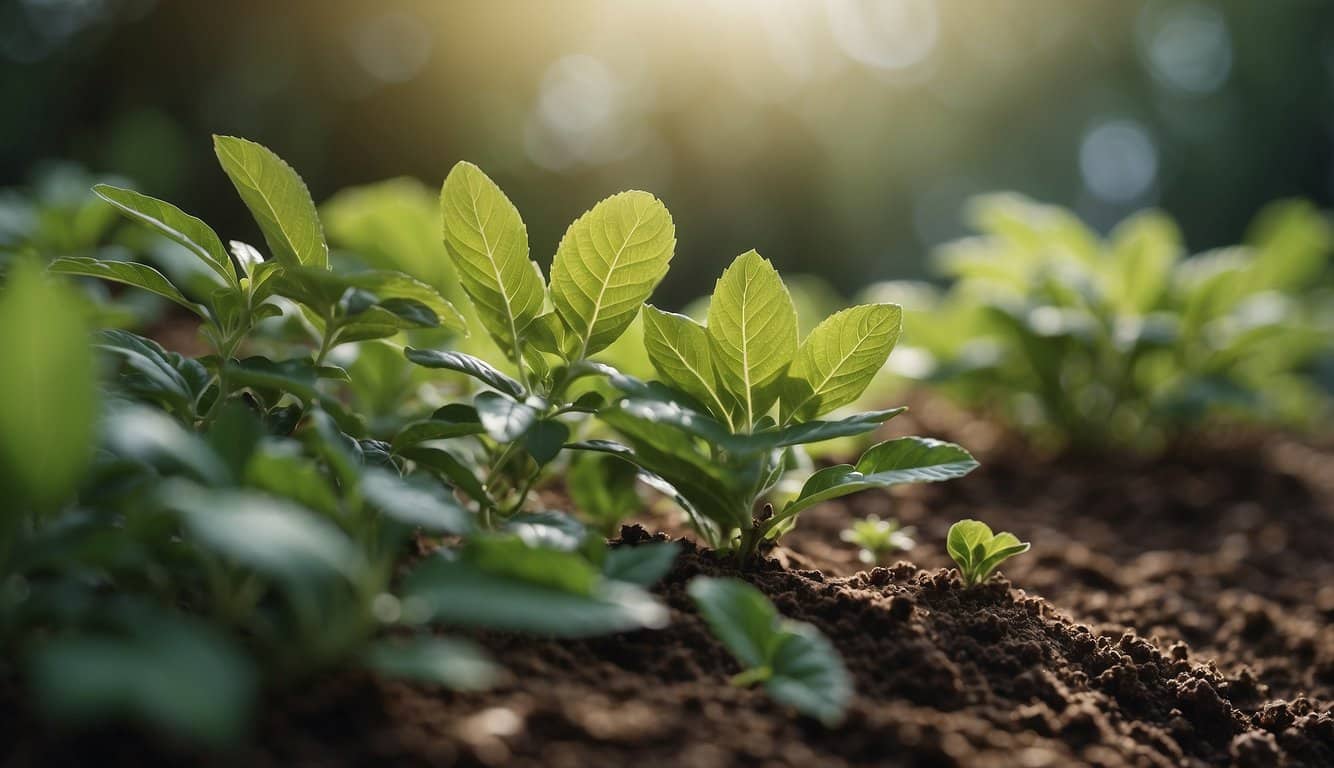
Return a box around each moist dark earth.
[4,397,1333,767]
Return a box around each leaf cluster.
[878,194,1334,450]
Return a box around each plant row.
[0,137,1008,739]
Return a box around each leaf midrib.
[464,178,523,351]
[220,141,312,268]
[577,204,649,360]
[787,317,887,420]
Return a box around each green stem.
[200,331,245,425]
[730,666,772,687]
[735,524,762,565]
[314,315,338,367]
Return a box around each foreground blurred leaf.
[688,577,850,725]
[162,481,364,584]
[403,539,668,637]
[0,262,98,508]
[29,610,256,746]
[363,636,502,691]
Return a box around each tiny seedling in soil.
[946,519,1030,587]
[687,576,851,725]
[840,515,916,565]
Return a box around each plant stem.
[729,666,772,687]
[313,315,338,367]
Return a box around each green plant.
[0,138,678,745]
[396,162,675,527]
[688,576,850,725]
[945,519,1030,587]
[575,250,978,560]
[885,194,1333,449]
[840,515,915,565]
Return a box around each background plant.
[840,515,916,566]
[872,195,1333,450]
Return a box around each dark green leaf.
[360,468,473,535]
[29,613,255,747]
[474,391,542,442]
[405,348,525,397]
[523,419,569,466]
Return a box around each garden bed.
[6,400,1332,768]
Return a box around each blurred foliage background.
[2,0,1333,304]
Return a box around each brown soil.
[4,398,1333,767]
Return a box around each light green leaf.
[706,250,798,425]
[550,191,675,358]
[642,304,732,421]
[213,135,328,269]
[781,304,902,421]
[49,256,204,317]
[946,519,1028,586]
[440,162,545,351]
[92,184,237,286]
[946,519,992,569]
[0,263,98,507]
[1108,211,1181,314]
[404,347,525,397]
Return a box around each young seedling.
[688,576,850,725]
[945,519,1030,587]
[575,250,979,560]
[839,515,915,565]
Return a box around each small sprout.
[946,519,1029,587]
[839,515,915,565]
